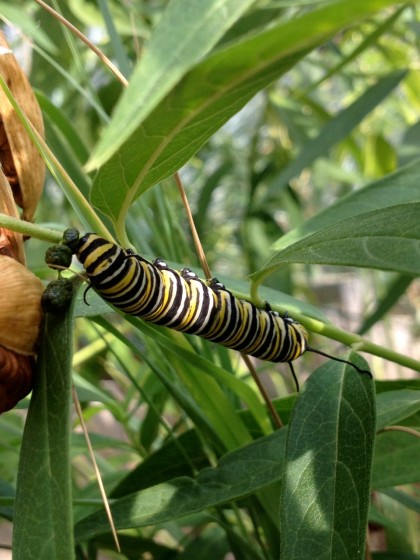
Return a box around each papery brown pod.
[0,348,34,414]
[0,31,45,223]
[0,255,44,413]
[0,255,44,355]
[0,166,25,263]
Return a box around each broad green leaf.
[279,357,376,560]
[89,0,401,224]
[13,287,76,560]
[274,158,420,251]
[74,358,375,543]
[74,283,111,317]
[254,203,420,281]
[372,431,420,489]
[376,390,420,431]
[88,0,257,168]
[74,428,289,542]
[266,71,407,202]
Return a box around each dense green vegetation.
[0,1,419,559]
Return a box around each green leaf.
[372,431,420,489]
[265,70,407,200]
[279,358,376,560]
[87,0,257,169]
[13,288,76,559]
[380,488,420,514]
[375,380,420,393]
[74,358,376,544]
[74,428,289,542]
[110,429,209,498]
[358,274,414,334]
[96,533,179,560]
[37,92,90,164]
[274,158,420,251]
[255,203,420,280]
[370,553,420,559]
[89,0,400,224]
[0,2,58,53]
[376,390,420,431]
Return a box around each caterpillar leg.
[208,277,226,291]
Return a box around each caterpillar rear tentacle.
[55,229,371,384]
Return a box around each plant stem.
[0,214,62,243]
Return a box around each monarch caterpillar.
[49,229,371,380]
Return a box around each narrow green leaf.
[358,274,414,334]
[376,390,420,431]
[274,158,420,251]
[372,431,420,489]
[13,289,76,559]
[88,0,257,169]
[255,203,420,280]
[74,428,288,542]
[96,533,179,559]
[369,553,420,559]
[279,358,376,560]
[375,379,420,393]
[110,430,209,498]
[380,488,420,514]
[0,2,58,53]
[97,0,131,79]
[97,316,263,448]
[266,70,407,199]
[89,0,401,223]
[303,6,406,94]
[37,92,90,163]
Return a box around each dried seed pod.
[0,348,34,414]
[0,31,45,222]
[0,255,44,356]
[0,255,44,413]
[0,167,25,263]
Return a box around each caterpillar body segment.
[74,232,309,364]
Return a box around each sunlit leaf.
[89,0,400,225]
[280,358,376,560]
[13,289,76,559]
[255,203,420,281]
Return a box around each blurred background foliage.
[0,1,419,559]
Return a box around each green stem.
[233,286,420,374]
[0,214,62,243]
[298,313,420,373]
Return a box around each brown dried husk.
[0,347,34,413]
[0,255,44,356]
[0,167,25,263]
[0,31,45,222]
